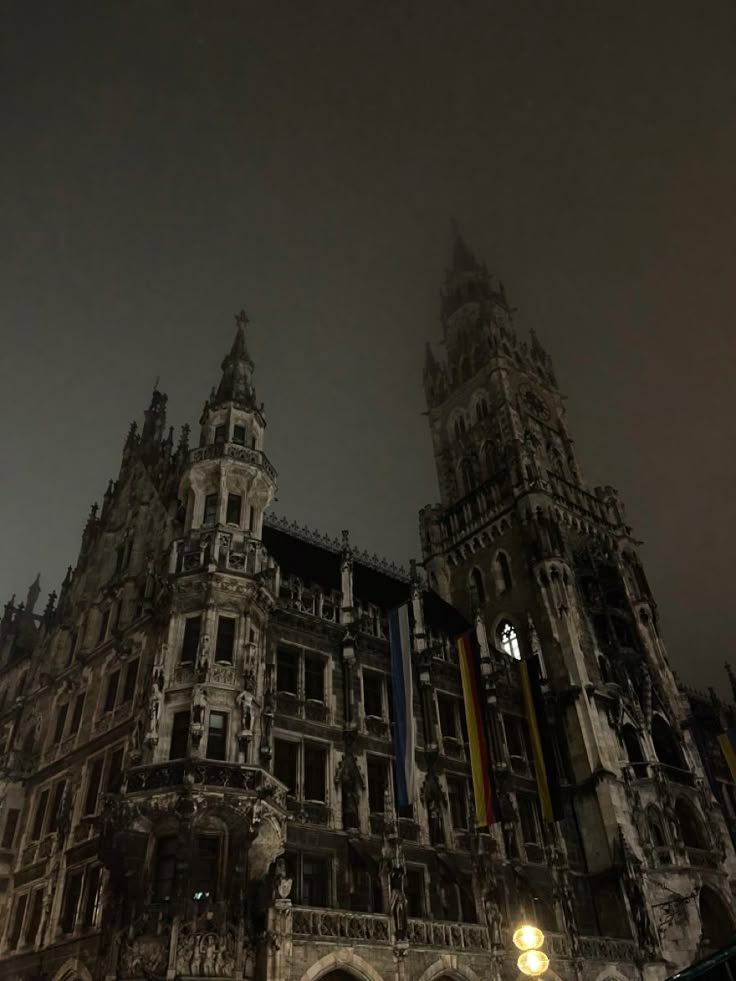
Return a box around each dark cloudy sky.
[2,2,735,688]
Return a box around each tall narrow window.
[469,567,486,606]
[122,659,139,703]
[69,692,85,735]
[60,870,84,933]
[437,694,459,740]
[226,493,242,525]
[276,648,299,694]
[496,553,512,592]
[82,865,102,927]
[206,712,228,761]
[302,855,329,907]
[304,655,325,702]
[460,459,474,495]
[274,739,298,795]
[54,703,69,743]
[233,424,246,444]
[215,617,236,663]
[84,759,104,815]
[24,889,43,946]
[448,779,468,829]
[499,621,521,660]
[193,835,220,901]
[103,671,120,714]
[214,424,227,444]
[47,780,67,833]
[170,711,191,760]
[2,807,20,848]
[405,868,426,917]
[8,894,27,950]
[203,493,218,525]
[153,835,178,902]
[181,616,201,662]
[31,788,49,840]
[106,748,124,793]
[363,672,384,718]
[303,744,327,801]
[367,757,389,813]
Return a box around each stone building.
[0,235,735,981]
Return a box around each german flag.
[520,654,563,823]
[457,632,496,827]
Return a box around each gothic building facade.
[0,236,734,981]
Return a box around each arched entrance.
[699,886,735,954]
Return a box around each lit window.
[499,621,521,660]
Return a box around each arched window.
[460,459,475,495]
[498,621,521,660]
[647,806,666,848]
[469,568,486,608]
[652,715,686,771]
[699,886,736,954]
[675,799,708,850]
[453,415,467,440]
[495,552,512,593]
[620,725,644,766]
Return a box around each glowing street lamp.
[513,924,548,978]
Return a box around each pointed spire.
[215,310,256,407]
[141,386,168,449]
[450,218,480,273]
[25,574,41,615]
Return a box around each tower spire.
[450,218,480,273]
[214,309,256,407]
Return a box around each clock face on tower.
[519,384,550,421]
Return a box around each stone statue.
[191,685,207,726]
[236,689,253,736]
[389,861,408,941]
[196,633,211,680]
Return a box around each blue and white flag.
[388,602,415,808]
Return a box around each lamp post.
[513,924,549,978]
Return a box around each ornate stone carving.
[175,930,236,977]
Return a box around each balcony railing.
[190,441,277,480]
[291,907,390,942]
[125,760,287,805]
[408,918,489,950]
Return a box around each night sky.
[2,2,735,688]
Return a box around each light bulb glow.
[517,950,550,977]
[513,924,545,951]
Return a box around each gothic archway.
[51,961,94,981]
[298,950,386,981]
[699,885,735,953]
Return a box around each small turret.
[25,573,41,615]
[213,310,256,409]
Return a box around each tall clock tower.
[419,227,736,965]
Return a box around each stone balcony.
[171,529,278,580]
[124,759,287,807]
[190,441,277,481]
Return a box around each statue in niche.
[196,633,211,681]
[389,859,408,942]
[335,752,364,831]
[237,689,253,738]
